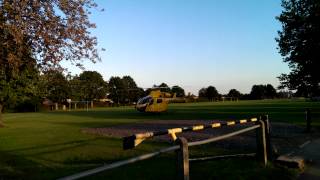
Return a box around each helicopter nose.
[136,103,147,112]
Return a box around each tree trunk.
[0,103,4,127]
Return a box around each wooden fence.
[58,115,271,180]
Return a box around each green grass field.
[0,99,319,179]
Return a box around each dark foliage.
[198,86,220,101]
[276,0,320,97]
[250,84,277,99]
[171,85,185,97]
[227,89,242,98]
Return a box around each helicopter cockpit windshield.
[136,95,152,112]
[137,96,152,105]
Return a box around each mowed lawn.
[0,99,319,179]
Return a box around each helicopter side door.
[145,98,168,112]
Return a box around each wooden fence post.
[305,108,311,133]
[176,137,189,180]
[262,115,272,160]
[256,120,267,166]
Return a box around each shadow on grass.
[81,155,298,180]
[0,151,68,180]
[3,138,104,154]
[0,150,103,180]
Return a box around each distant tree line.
[198,84,292,101]
[1,65,301,113]
[40,71,146,106]
[1,69,189,112]
[0,62,303,113]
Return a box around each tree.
[250,85,266,100]
[198,88,207,98]
[265,84,277,98]
[122,76,143,103]
[122,76,135,103]
[122,76,137,89]
[108,76,125,104]
[206,86,220,101]
[198,86,219,101]
[171,85,185,97]
[0,22,39,125]
[133,88,145,102]
[0,1,100,126]
[78,71,107,101]
[0,0,101,70]
[227,89,242,98]
[276,0,320,97]
[250,84,278,99]
[278,90,293,98]
[68,74,82,101]
[42,70,69,103]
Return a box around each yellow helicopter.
[135,89,176,113]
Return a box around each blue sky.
[63,0,289,94]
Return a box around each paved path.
[298,138,320,180]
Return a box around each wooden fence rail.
[58,116,270,180]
